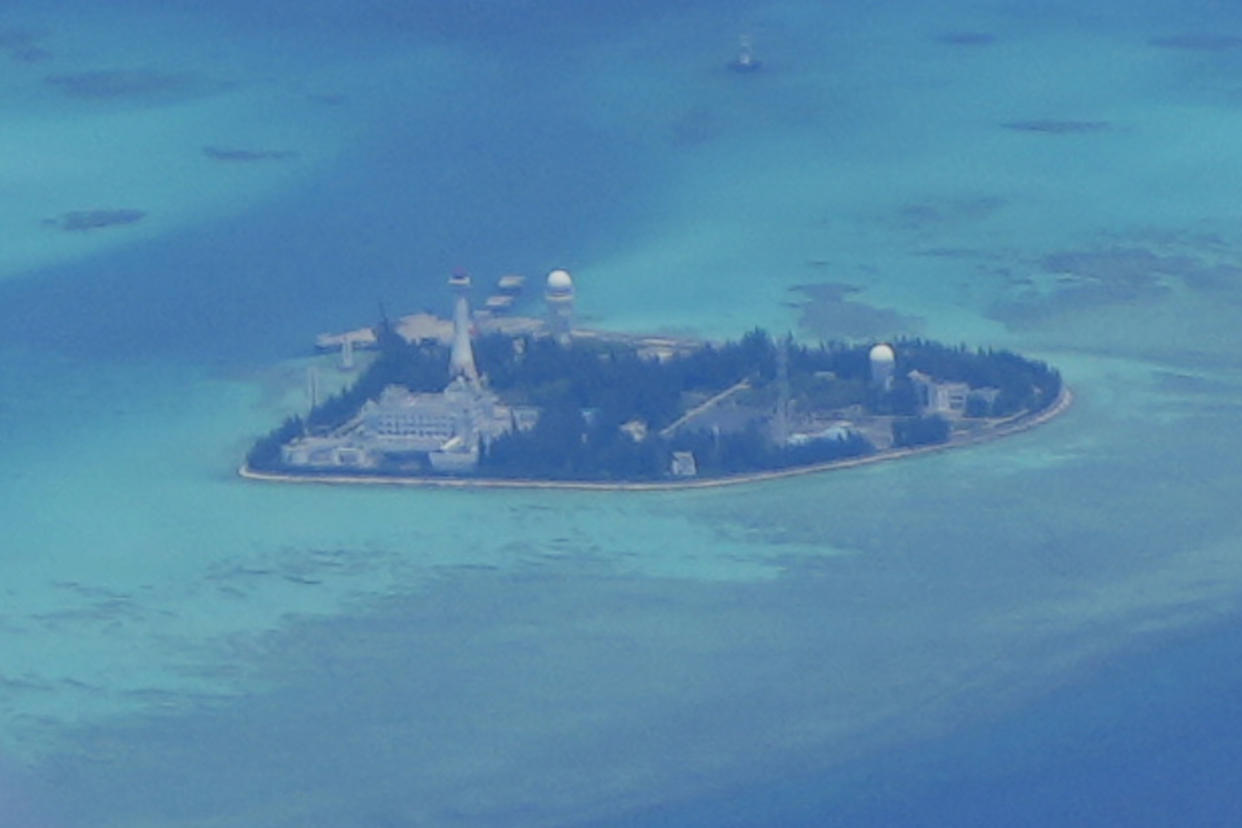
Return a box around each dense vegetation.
[891,414,951,447]
[247,325,1061,480]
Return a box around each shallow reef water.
[4,1,1242,826]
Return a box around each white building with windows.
[281,270,513,473]
[908,370,970,417]
[359,385,468,452]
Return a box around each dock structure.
[315,326,377,351]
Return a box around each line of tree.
[891,414,951,447]
[246,414,304,470]
[308,326,450,433]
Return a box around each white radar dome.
[869,343,895,363]
[546,269,574,293]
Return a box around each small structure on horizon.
[727,34,762,73]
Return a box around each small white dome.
[869,343,895,363]
[546,268,574,292]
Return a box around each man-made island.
[242,269,1066,489]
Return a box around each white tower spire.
[448,268,478,383]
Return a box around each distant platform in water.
[726,35,762,73]
[726,56,762,73]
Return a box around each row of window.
[370,415,458,436]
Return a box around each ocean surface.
[3,1,1242,825]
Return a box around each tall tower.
[545,268,575,344]
[448,268,478,383]
[305,365,320,433]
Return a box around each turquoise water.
[4,1,1242,825]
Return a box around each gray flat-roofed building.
[670,451,698,478]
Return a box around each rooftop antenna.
[307,364,320,411]
[304,364,320,437]
[774,334,790,447]
[376,299,391,335]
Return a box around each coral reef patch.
[45,70,231,102]
[1149,34,1242,51]
[203,147,297,162]
[791,282,923,339]
[985,247,1225,328]
[1002,120,1111,134]
[892,196,1006,230]
[307,92,347,106]
[46,209,146,231]
[0,27,51,62]
[935,32,996,46]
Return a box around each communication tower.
[774,336,791,447]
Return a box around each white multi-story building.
[282,270,512,473]
[360,385,468,451]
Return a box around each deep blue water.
[597,618,1242,827]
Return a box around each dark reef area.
[45,69,232,102]
[203,146,298,162]
[0,27,52,62]
[791,282,923,340]
[46,209,146,232]
[935,32,996,46]
[1149,34,1242,51]
[1002,120,1111,134]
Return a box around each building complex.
[266,267,1035,481]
